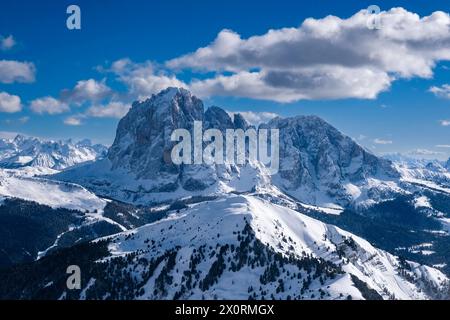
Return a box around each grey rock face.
[60,87,400,206]
[233,113,250,130]
[109,87,203,171]
[108,87,212,192]
[204,106,234,131]
[266,115,399,205]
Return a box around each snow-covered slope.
[0,168,130,266]
[0,135,107,171]
[64,194,447,300]
[384,154,450,190]
[0,169,106,212]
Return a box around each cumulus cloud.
[30,96,69,115]
[0,91,22,113]
[440,120,450,126]
[18,116,29,124]
[191,68,390,102]
[61,79,112,105]
[408,148,443,156]
[64,115,83,126]
[436,144,450,148]
[62,101,131,126]
[429,84,450,99]
[167,8,450,102]
[0,60,35,83]
[227,110,279,125]
[86,101,130,119]
[0,35,16,51]
[105,59,187,100]
[374,138,393,145]
[357,134,367,141]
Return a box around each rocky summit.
[56,88,401,207]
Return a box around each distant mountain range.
[0,135,107,171]
[1,88,450,300]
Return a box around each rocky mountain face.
[108,87,203,179]
[57,87,399,208]
[0,135,107,170]
[106,88,257,194]
[266,116,399,206]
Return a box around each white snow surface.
[0,168,106,212]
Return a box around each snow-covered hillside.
[0,169,106,212]
[55,194,447,300]
[0,135,107,171]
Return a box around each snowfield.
[0,169,106,213]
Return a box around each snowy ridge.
[96,195,448,300]
[0,135,107,171]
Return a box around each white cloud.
[357,134,367,141]
[227,110,279,125]
[107,59,187,100]
[64,115,83,126]
[0,91,22,113]
[440,120,450,126]
[110,58,132,73]
[436,144,450,148]
[18,116,29,124]
[190,68,390,102]
[408,148,443,156]
[167,8,450,102]
[30,96,69,115]
[1,35,16,51]
[62,101,130,125]
[0,131,22,139]
[86,101,130,119]
[374,138,393,145]
[61,79,112,105]
[0,60,35,83]
[429,84,450,99]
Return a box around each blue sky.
[0,0,449,160]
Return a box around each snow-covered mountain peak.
[56,88,403,207]
[101,194,448,300]
[265,115,399,206]
[233,112,250,130]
